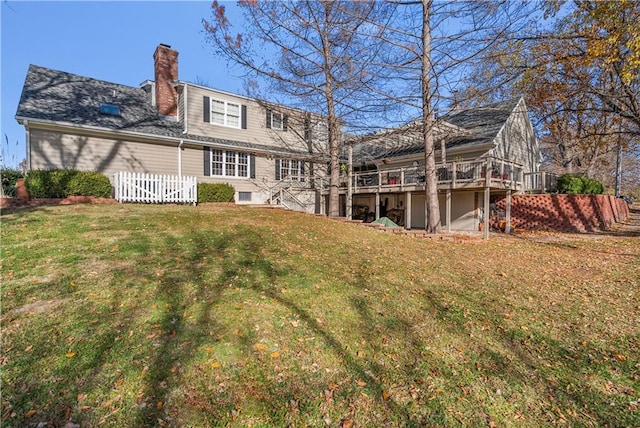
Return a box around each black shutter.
[203,96,210,123]
[241,105,247,129]
[283,114,288,131]
[266,110,271,128]
[250,154,256,179]
[203,147,211,176]
[300,161,305,182]
[275,159,281,180]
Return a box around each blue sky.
[1,1,245,168]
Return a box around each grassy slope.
[1,204,638,427]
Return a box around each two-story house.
[16,44,549,232]
[15,44,329,212]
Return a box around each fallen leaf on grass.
[356,378,367,387]
[69,281,76,287]
[25,409,36,418]
[24,345,33,352]
[614,353,627,361]
[270,352,281,359]
[254,344,267,351]
[340,418,353,428]
[110,245,119,253]
[211,361,222,368]
[66,352,76,358]
[382,389,390,400]
[157,401,163,410]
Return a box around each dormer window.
[266,109,287,131]
[99,103,121,116]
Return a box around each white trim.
[208,148,251,179]
[279,158,303,181]
[270,111,284,130]
[209,98,241,129]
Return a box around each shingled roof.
[15,65,310,156]
[351,97,522,162]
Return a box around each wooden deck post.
[483,158,491,240]
[375,192,380,220]
[347,144,353,220]
[405,191,412,229]
[446,189,451,233]
[505,189,512,234]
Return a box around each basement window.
[99,103,121,116]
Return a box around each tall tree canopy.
[203,1,398,217]
[462,0,640,190]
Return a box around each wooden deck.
[336,157,526,194]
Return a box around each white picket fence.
[113,172,197,205]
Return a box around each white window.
[271,111,284,130]
[209,149,250,178]
[211,99,241,128]
[280,159,303,181]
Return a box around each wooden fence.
[113,172,197,204]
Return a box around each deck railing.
[523,171,558,193]
[349,157,525,191]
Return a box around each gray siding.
[185,85,311,153]
[29,128,180,176]
[489,98,540,173]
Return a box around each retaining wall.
[492,194,630,233]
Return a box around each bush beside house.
[24,169,112,198]
[557,174,604,195]
[197,183,235,203]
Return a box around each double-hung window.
[271,111,284,130]
[211,99,241,128]
[278,159,303,181]
[210,149,250,178]
[266,109,287,131]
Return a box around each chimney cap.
[158,43,172,49]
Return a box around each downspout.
[178,139,184,177]
[24,120,31,171]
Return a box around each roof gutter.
[14,116,314,159]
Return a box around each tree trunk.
[422,0,441,233]
[322,3,341,217]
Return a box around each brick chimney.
[153,44,178,117]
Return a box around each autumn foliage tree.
[462,0,640,190]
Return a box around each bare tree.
[203,1,398,217]
[354,0,536,232]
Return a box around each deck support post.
[405,191,412,229]
[483,187,490,240]
[347,144,353,220]
[446,188,451,233]
[505,189,512,234]
[375,192,380,220]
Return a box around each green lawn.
[1,204,638,427]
